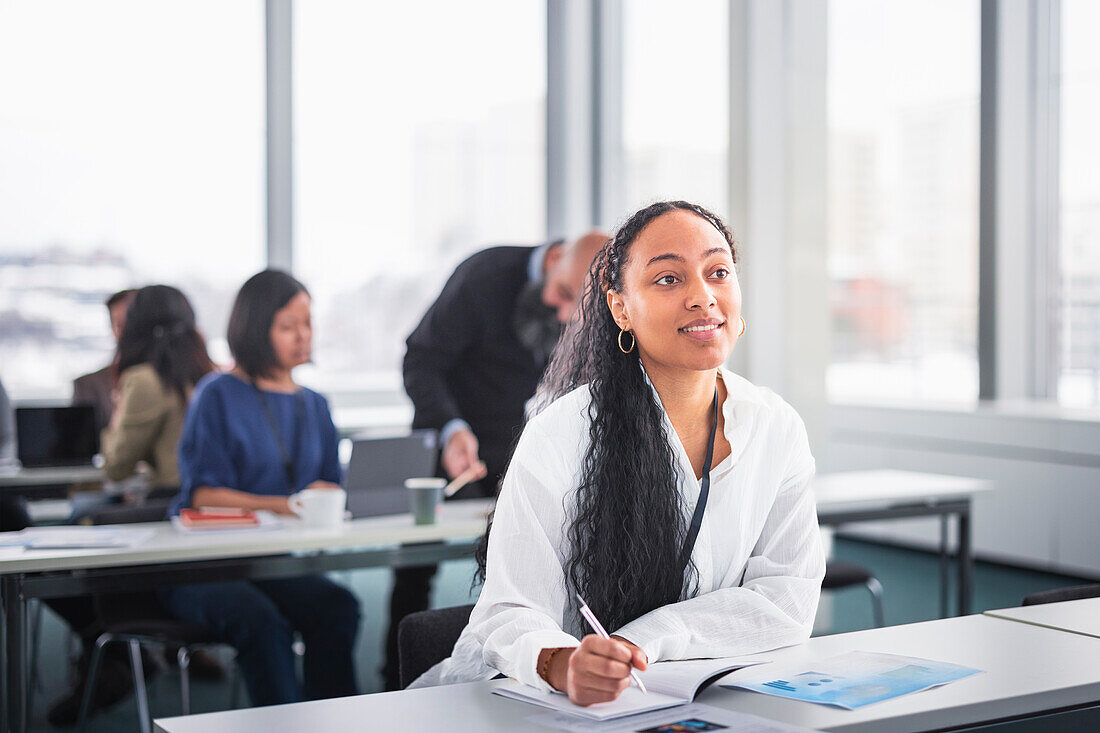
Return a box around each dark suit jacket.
[403,245,548,492]
[73,364,114,434]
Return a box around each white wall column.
[729,0,829,460]
[548,0,597,240]
[266,0,294,271]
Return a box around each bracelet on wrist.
[539,647,568,686]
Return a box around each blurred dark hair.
[105,289,137,310]
[116,285,215,400]
[227,270,309,379]
[476,200,738,633]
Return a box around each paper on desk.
[527,702,821,732]
[494,657,768,721]
[495,681,687,721]
[0,526,155,550]
[25,499,74,523]
[724,651,981,709]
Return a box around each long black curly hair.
[477,200,738,634]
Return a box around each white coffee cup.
[288,488,347,528]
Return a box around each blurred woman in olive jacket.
[101,284,214,492]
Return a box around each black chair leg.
[866,577,885,627]
[177,646,192,716]
[229,652,243,710]
[78,634,112,733]
[28,600,44,716]
[129,639,152,733]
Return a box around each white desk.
[712,614,1100,732]
[1,499,492,733]
[332,405,414,439]
[984,597,1100,640]
[154,614,1100,733]
[0,500,491,575]
[3,469,993,731]
[813,471,991,511]
[814,471,993,617]
[0,465,102,491]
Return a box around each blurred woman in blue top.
[162,270,360,706]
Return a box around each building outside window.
[293,0,546,407]
[0,0,265,399]
[1056,0,1100,407]
[617,0,729,223]
[826,0,980,403]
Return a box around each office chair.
[397,604,475,689]
[26,601,47,719]
[1021,583,1100,606]
[75,495,174,526]
[78,613,233,733]
[77,504,239,733]
[822,560,885,628]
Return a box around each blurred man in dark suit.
[73,288,136,432]
[384,231,606,689]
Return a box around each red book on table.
[179,508,260,529]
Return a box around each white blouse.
[411,367,825,691]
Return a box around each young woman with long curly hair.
[414,201,824,706]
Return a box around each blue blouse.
[170,373,340,515]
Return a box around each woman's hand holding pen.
[545,635,648,706]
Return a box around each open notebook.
[492,656,767,721]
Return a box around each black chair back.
[84,498,173,526]
[1022,583,1100,606]
[397,604,475,689]
[821,560,874,589]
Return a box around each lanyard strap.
[678,385,720,578]
[253,384,304,492]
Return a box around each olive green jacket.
[101,364,185,488]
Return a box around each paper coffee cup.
[405,478,446,525]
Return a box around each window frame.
[262,0,1096,419]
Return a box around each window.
[826,0,980,403]
[0,0,265,399]
[616,0,728,219]
[1056,0,1100,407]
[293,1,547,400]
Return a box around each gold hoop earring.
[617,329,635,354]
[738,316,746,337]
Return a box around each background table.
[814,470,993,616]
[0,465,102,497]
[154,613,1100,733]
[984,596,1100,640]
[1,499,492,733]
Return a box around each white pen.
[575,593,648,695]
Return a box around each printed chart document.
[724,651,981,709]
[493,656,767,721]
